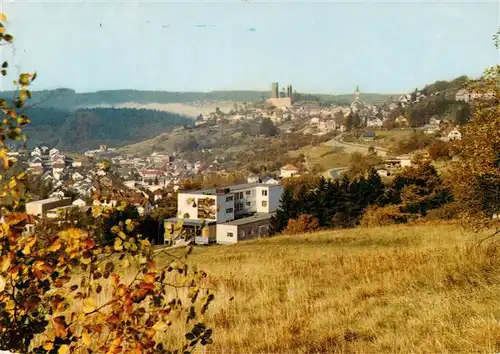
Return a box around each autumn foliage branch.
[0,13,214,353]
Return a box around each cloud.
[194,24,208,28]
[246,27,257,32]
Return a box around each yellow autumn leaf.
[0,255,11,272]
[82,330,92,346]
[0,275,6,292]
[0,13,7,22]
[67,228,82,239]
[58,344,70,354]
[152,320,168,331]
[113,238,123,251]
[118,231,127,240]
[83,297,97,314]
[121,259,130,268]
[22,241,33,255]
[4,298,14,311]
[47,239,62,252]
[8,178,16,189]
[43,341,54,351]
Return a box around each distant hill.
[0,88,398,111]
[23,107,192,151]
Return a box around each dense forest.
[23,107,192,150]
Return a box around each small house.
[280,164,299,178]
[447,128,462,141]
[247,173,260,184]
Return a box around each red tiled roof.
[141,169,162,175]
[281,164,298,171]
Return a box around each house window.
[238,192,244,199]
[226,208,233,213]
[226,196,233,202]
[245,190,252,196]
[227,232,234,238]
[262,201,268,207]
[262,190,268,196]
[235,203,243,212]
[246,201,251,206]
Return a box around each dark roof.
[223,213,274,226]
[164,218,216,226]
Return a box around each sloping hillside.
[161,223,500,353]
[24,107,192,150]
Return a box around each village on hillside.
[8,77,480,248]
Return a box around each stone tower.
[271,82,279,98]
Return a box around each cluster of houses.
[422,118,462,141]
[28,146,76,178]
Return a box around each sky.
[0,0,499,94]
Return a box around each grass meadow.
[33,222,500,353]
[184,223,500,353]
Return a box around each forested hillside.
[0,88,396,110]
[23,107,192,150]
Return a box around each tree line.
[272,158,455,234]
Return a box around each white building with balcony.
[165,183,283,245]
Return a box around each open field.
[355,129,415,149]
[180,223,500,353]
[287,144,352,170]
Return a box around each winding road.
[326,134,389,157]
[323,134,390,179]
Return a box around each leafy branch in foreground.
[0,13,214,353]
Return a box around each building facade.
[170,183,284,245]
[26,197,73,218]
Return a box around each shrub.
[428,140,451,161]
[283,214,320,235]
[360,205,409,227]
[426,202,460,221]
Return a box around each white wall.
[268,185,283,213]
[216,224,238,244]
[234,187,257,216]
[216,194,235,223]
[255,186,269,213]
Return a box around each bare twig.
[476,227,500,246]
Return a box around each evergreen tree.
[270,188,297,233]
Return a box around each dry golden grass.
[178,223,500,353]
[288,144,352,170]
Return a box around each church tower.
[355,85,360,101]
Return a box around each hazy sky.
[1,0,499,94]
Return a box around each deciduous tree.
[0,15,214,353]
